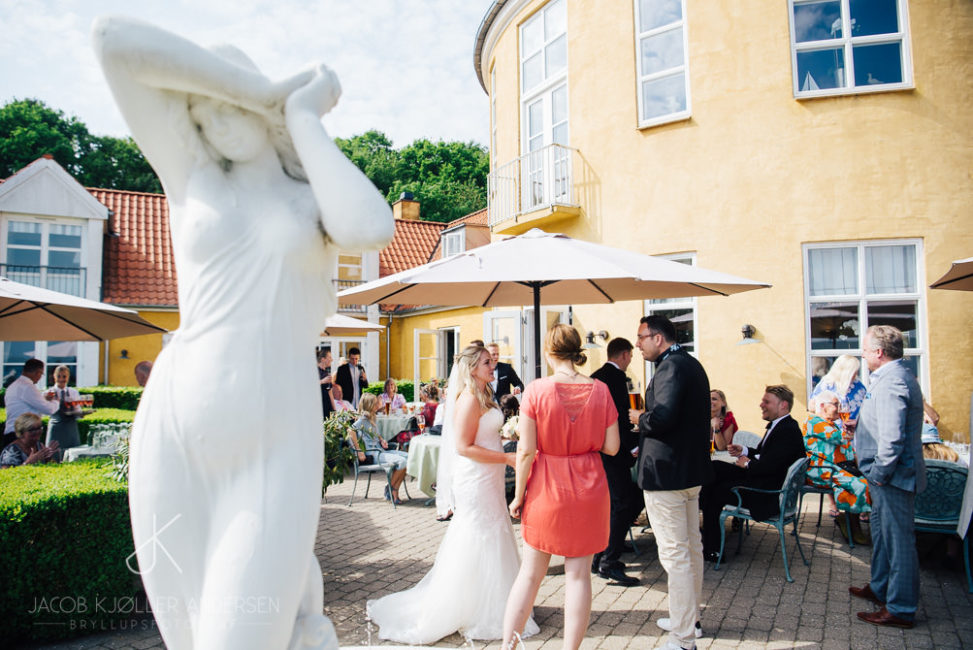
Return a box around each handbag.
[836,459,863,477]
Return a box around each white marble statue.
[92,16,393,649]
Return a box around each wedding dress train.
[366,408,539,644]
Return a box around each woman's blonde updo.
[452,343,496,412]
[545,323,587,367]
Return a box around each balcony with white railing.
[488,143,581,234]
[0,264,87,297]
[334,279,367,313]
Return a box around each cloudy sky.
[1,0,494,148]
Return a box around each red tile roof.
[89,188,178,307]
[379,218,445,277]
[446,208,488,228]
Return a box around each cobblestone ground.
[26,475,973,649]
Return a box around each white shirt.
[4,375,58,433]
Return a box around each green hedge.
[0,459,141,644]
[0,408,136,446]
[0,386,142,410]
[363,380,415,402]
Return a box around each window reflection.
[638,0,681,33]
[797,48,845,90]
[810,303,860,350]
[793,1,842,42]
[853,42,902,86]
[850,0,898,36]
[640,28,684,76]
[867,300,918,347]
[641,73,686,121]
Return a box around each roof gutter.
[473,1,508,93]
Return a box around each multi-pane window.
[633,0,691,127]
[804,240,924,395]
[789,0,912,97]
[2,340,77,388]
[4,220,84,296]
[644,254,697,379]
[520,0,570,211]
[442,230,464,258]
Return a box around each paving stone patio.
[25,474,973,649]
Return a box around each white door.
[484,310,524,381]
[413,329,440,396]
[523,306,569,381]
[522,84,569,210]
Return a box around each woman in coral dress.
[503,325,620,650]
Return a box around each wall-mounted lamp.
[583,330,610,349]
[119,349,130,359]
[737,324,760,346]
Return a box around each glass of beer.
[384,402,391,416]
[628,392,643,410]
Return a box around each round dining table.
[375,413,415,441]
[406,434,441,498]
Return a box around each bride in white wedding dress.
[367,344,539,644]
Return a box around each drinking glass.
[416,414,425,434]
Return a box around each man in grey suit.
[851,325,926,629]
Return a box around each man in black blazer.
[700,384,806,558]
[487,343,524,401]
[591,337,643,586]
[334,347,368,408]
[631,315,713,648]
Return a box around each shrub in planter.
[0,459,140,644]
[322,411,356,493]
[79,386,144,411]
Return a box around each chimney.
[392,191,420,221]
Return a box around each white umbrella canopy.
[0,276,167,341]
[320,313,385,336]
[930,257,973,291]
[338,229,770,376]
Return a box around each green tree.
[0,98,88,178]
[336,131,489,223]
[0,98,161,193]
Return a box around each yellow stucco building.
[445,0,972,439]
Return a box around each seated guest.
[420,384,440,425]
[1,413,60,469]
[349,394,409,504]
[808,354,867,431]
[710,389,738,451]
[921,423,961,463]
[804,391,870,544]
[331,384,355,413]
[700,385,806,560]
[378,378,407,414]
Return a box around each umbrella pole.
[533,282,542,380]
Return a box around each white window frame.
[2,218,87,296]
[643,252,698,378]
[633,0,692,129]
[490,65,498,171]
[802,239,926,398]
[788,0,913,99]
[442,230,464,258]
[520,0,569,156]
[335,251,364,282]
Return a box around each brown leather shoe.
[849,584,884,606]
[857,607,914,629]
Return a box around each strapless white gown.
[366,409,539,643]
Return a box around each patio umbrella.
[338,229,770,377]
[0,276,167,341]
[320,313,386,336]
[930,257,973,291]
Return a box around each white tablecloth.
[375,414,415,441]
[63,445,113,462]
[406,434,441,498]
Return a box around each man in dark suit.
[487,342,524,401]
[334,347,368,408]
[591,337,643,586]
[850,325,925,629]
[700,384,806,559]
[630,315,712,649]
